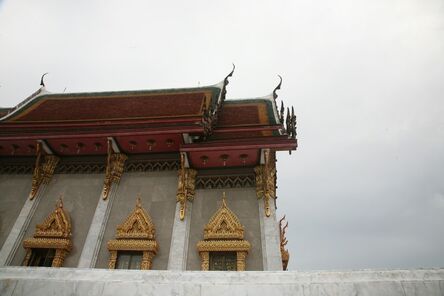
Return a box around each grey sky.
[1,0,443,271]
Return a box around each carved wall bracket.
[107,197,158,270]
[279,215,290,270]
[102,139,127,200]
[176,152,197,220]
[254,149,276,217]
[22,198,72,267]
[197,193,250,271]
[29,142,60,200]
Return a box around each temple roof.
[1,85,222,123]
[0,77,297,168]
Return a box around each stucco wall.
[0,175,31,250]
[2,267,443,296]
[186,188,263,271]
[95,171,177,270]
[10,174,102,267]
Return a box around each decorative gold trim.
[107,197,158,270]
[107,239,158,251]
[102,139,127,200]
[197,193,250,271]
[30,142,59,200]
[203,196,244,240]
[279,216,290,270]
[22,199,72,267]
[196,240,250,252]
[254,149,276,217]
[176,152,197,220]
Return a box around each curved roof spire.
[273,75,282,101]
[40,73,48,87]
[220,63,235,103]
[224,64,235,87]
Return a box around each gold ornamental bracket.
[29,141,60,200]
[197,193,250,271]
[176,152,197,220]
[254,149,276,217]
[279,215,290,270]
[22,198,72,267]
[102,138,127,200]
[107,196,158,270]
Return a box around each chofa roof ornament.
[221,63,235,104]
[202,64,235,139]
[273,75,283,102]
[40,73,48,87]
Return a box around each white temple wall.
[10,173,102,267]
[95,171,177,270]
[1,164,267,271]
[1,267,443,296]
[0,175,31,250]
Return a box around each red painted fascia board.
[0,126,204,141]
[181,138,297,152]
[213,124,281,133]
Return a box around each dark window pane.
[42,249,55,267]
[28,249,55,267]
[116,251,143,270]
[209,252,237,271]
[129,254,142,270]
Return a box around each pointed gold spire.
[136,193,142,208]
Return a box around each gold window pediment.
[197,194,250,271]
[107,197,158,270]
[203,199,244,240]
[115,199,155,240]
[23,199,72,267]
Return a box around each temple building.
[0,72,442,295]
[0,69,296,272]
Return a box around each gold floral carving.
[176,152,197,220]
[254,149,276,217]
[30,142,60,200]
[22,199,72,267]
[279,215,290,270]
[102,139,127,200]
[197,193,250,271]
[107,197,158,270]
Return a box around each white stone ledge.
[1,267,443,296]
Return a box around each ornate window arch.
[107,197,158,270]
[197,193,250,271]
[22,199,72,267]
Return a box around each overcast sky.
[1,0,443,271]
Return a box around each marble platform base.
[1,267,443,296]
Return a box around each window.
[116,251,143,270]
[107,198,158,270]
[197,196,250,271]
[210,252,237,271]
[27,248,55,267]
[22,199,72,268]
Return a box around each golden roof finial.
[136,193,142,208]
[222,192,227,207]
[57,194,64,209]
